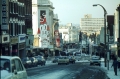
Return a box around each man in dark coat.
[111,57,118,76]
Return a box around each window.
[11,23,13,36]
[9,1,12,13]
[14,59,23,71]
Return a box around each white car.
[90,56,101,66]
[58,56,69,65]
[0,56,28,79]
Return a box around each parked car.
[90,56,101,66]
[0,56,28,79]
[58,56,69,65]
[22,57,32,68]
[69,56,76,64]
[29,57,38,67]
[35,55,46,66]
[52,56,60,63]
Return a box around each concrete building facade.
[59,23,79,44]
[32,0,55,49]
[80,14,104,33]
[0,0,33,59]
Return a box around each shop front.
[18,34,26,59]
[0,34,10,56]
[10,36,18,56]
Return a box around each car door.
[14,58,27,79]
[11,59,18,79]
[12,59,27,79]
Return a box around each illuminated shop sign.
[18,35,26,43]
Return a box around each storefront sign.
[27,29,33,35]
[18,34,26,43]
[10,37,18,44]
[0,35,10,43]
[1,0,9,30]
[19,43,25,50]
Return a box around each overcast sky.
[50,0,120,25]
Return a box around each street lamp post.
[93,4,107,67]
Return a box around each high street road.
[27,58,108,79]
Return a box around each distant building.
[59,23,79,44]
[80,14,104,34]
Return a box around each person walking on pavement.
[111,57,118,76]
[117,56,120,71]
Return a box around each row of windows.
[81,18,104,21]
[81,25,104,27]
[9,1,31,16]
[81,22,104,24]
[9,23,25,36]
[9,2,25,16]
[82,27,100,29]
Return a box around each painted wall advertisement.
[54,30,60,47]
[38,10,50,48]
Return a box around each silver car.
[0,56,28,79]
[58,56,69,65]
[90,56,101,66]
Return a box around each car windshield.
[92,56,100,60]
[0,59,11,72]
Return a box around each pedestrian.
[117,56,120,71]
[111,57,118,76]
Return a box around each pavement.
[101,59,120,79]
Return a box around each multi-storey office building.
[0,0,33,58]
[59,23,79,44]
[80,14,104,33]
[80,14,104,45]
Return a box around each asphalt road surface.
[27,61,108,79]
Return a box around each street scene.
[0,0,120,79]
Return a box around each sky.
[50,0,120,25]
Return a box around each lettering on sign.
[1,0,8,30]
[19,43,25,49]
[11,37,18,44]
[2,0,6,5]
[4,37,7,41]
[2,18,8,24]
[2,6,6,11]
[20,37,25,41]
[2,12,7,17]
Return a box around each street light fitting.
[93,4,107,14]
[92,4,107,67]
[93,4,98,6]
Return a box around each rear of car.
[35,56,46,66]
[90,56,101,66]
[69,56,76,64]
[22,57,32,68]
[58,56,69,65]
[29,57,38,67]
[52,56,60,63]
[0,56,27,79]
